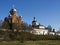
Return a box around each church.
[4,8,23,29]
[30,17,49,35]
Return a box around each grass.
[0,40,60,45]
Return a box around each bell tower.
[32,17,38,27]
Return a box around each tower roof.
[9,8,17,15]
[32,17,37,24]
[33,17,37,22]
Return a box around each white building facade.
[31,17,60,36]
[31,29,48,35]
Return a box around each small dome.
[19,16,22,18]
[4,17,8,21]
[20,16,22,18]
[9,14,12,17]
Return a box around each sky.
[0,0,60,31]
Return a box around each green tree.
[47,25,52,32]
[2,17,10,29]
[0,20,3,29]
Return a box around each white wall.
[49,32,55,35]
[31,29,48,35]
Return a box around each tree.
[12,23,21,30]
[53,28,55,32]
[19,22,28,43]
[47,25,52,32]
[2,21,10,29]
[28,24,33,32]
[2,17,10,29]
[0,20,3,29]
[57,29,60,33]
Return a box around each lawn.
[0,40,60,45]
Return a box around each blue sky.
[0,0,60,31]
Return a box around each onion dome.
[11,8,17,11]
[32,17,37,23]
[9,8,17,15]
